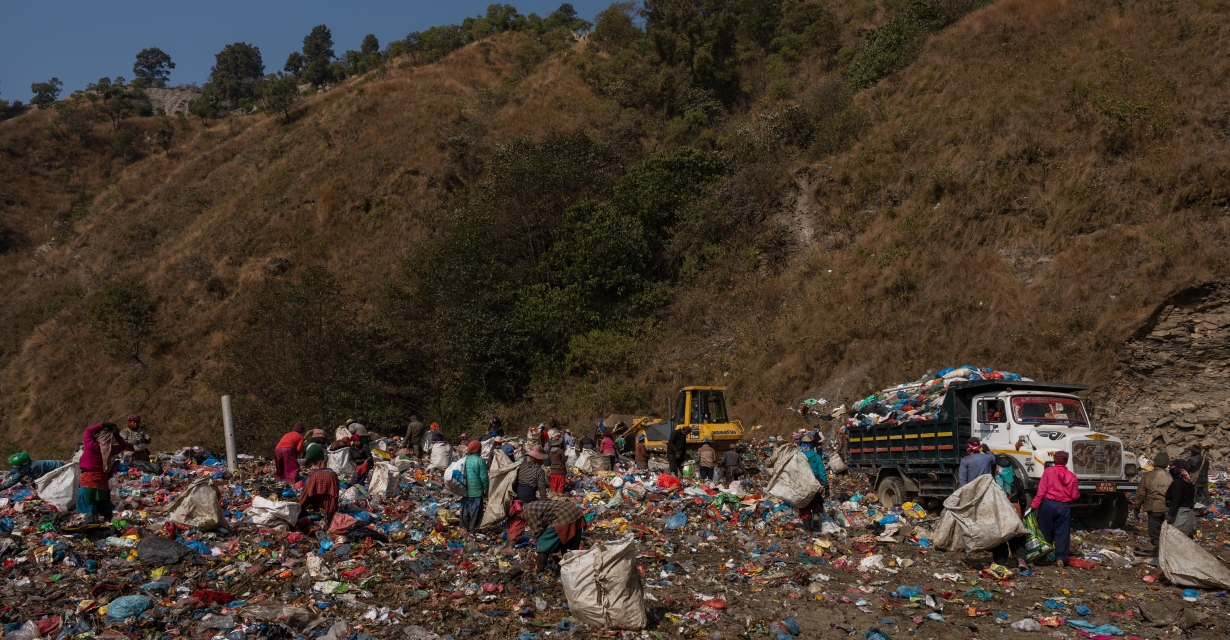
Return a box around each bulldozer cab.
[611,386,745,454]
[675,387,729,428]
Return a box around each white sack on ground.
[827,453,848,475]
[575,450,610,473]
[764,444,821,507]
[247,496,301,528]
[35,462,78,512]
[368,462,400,501]
[327,448,355,481]
[939,474,1028,551]
[428,442,453,472]
[481,455,522,528]
[1159,521,1230,589]
[167,479,224,530]
[560,534,647,630]
[443,459,468,497]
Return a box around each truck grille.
[1071,440,1122,477]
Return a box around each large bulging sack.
[560,534,647,630]
[764,444,822,507]
[827,454,848,475]
[481,455,523,528]
[444,458,468,497]
[940,474,1029,551]
[368,461,401,500]
[167,479,225,530]
[428,442,453,472]
[247,496,301,528]
[1159,522,1230,589]
[327,448,356,481]
[575,450,611,473]
[34,462,78,512]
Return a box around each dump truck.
[846,379,1139,530]
[608,386,745,455]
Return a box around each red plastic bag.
[1067,558,1098,569]
[657,474,682,490]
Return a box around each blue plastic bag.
[665,512,688,530]
[106,595,153,619]
[184,540,212,556]
[894,586,922,598]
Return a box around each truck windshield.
[1010,397,1087,425]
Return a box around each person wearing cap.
[458,433,470,456]
[349,424,373,484]
[563,430,575,449]
[516,447,551,504]
[120,414,152,463]
[405,416,426,458]
[798,434,830,533]
[1165,459,1196,537]
[696,439,717,482]
[1,452,62,490]
[297,443,338,533]
[667,426,688,475]
[274,423,306,484]
[548,432,567,493]
[957,437,996,488]
[635,434,649,470]
[991,455,1029,569]
[1134,451,1171,563]
[1186,444,1210,506]
[1031,451,1080,566]
[722,444,745,481]
[461,440,489,532]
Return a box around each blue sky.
[0,0,613,102]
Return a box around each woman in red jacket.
[1031,451,1080,567]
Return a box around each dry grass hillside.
[1,0,1227,455]
[0,33,612,456]
[635,0,1230,427]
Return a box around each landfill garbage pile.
[847,366,1030,426]
[0,433,1229,640]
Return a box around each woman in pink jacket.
[1031,451,1080,566]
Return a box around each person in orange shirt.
[274,423,306,484]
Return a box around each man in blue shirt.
[1,452,62,490]
[958,437,996,488]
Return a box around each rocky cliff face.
[1097,279,1230,463]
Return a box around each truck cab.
[846,380,1139,529]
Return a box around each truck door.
[975,398,1007,444]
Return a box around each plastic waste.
[106,595,153,619]
[1011,618,1042,632]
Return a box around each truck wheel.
[878,476,907,509]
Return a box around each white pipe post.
[221,395,237,472]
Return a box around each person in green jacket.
[461,440,489,532]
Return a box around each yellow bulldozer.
[607,386,745,455]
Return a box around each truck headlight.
[1124,463,1138,478]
